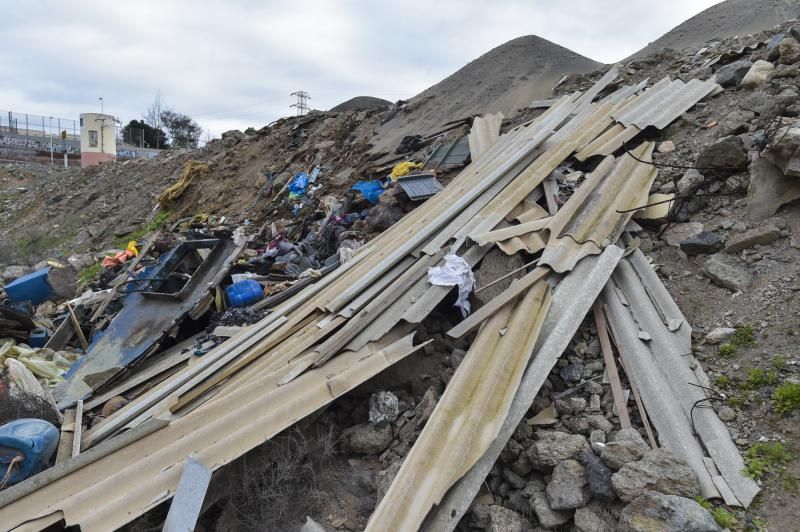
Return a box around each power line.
[290,91,311,115]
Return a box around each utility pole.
[99,97,104,114]
[290,91,310,116]
[49,116,54,165]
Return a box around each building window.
[89,130,98,148]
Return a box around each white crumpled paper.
[427,254,475,317]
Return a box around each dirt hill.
[370,35,602,156]
[330,96,392,113]
[630,0,800,59]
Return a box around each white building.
[79,113,117,168]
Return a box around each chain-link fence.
[0,110,79,140]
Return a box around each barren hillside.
[630,0,800,59]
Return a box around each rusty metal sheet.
[366,282,551,532]
[612,77,719,130]
[54,239,239,409]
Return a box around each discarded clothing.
[427,254,475,317]
[352,180,385,203]
[389,161,423,181]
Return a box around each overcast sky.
[1,0,723,142]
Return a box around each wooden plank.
[66,304,89,351]
[55,409,76,464]
[71,400,83,458]
[592,302,632,429]
[603,304,657,448]
[447,266,550,339]
[162,456,212,532]
[44,317,74,351]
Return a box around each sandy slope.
[370,35,601,155]
[630,0,800,59]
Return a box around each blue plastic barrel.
[0,419,60,485]
[4,268,52,305]
[225,279,264,307]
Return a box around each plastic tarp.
[352,180,385,203]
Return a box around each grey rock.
[345,423,393,455]
[562,416,590,435]
[791,25,800,42]
[705,327,736,344]
[618,491,722,531]
[612,428,647,445]
[677,169,704,194]
[741,60,775,89]
[528,431,590,468]
[724,223,782,253]
[581,449,616,503]
[703,254,754,292]
[366,202,404,233]
[585,381,603,395]
[696,136,747,176]
[486,504,530,532]
[530,491,571,528]
[612,449,700,502]
[601,441,650,470]
[569,397,587,413]
[680,231,723,255]
[506,491,530,515]
[474,248,527,306]
[560,363,584,383]
[554,399,574,415]
[718,109,755,136]
[587,414,614,434]
[590,429,606,446]
[503,468,528,490]
[588,393,602,412]
[746,157,800,222]
[661,222,704,247]
[375,461,401,504]
[574,502,618,532]
[1,265,30,283]
[717,405,736,421]
[780,37,800,65]
[546,459,590,510]
[714,60,753,87]
[509,455,533,477]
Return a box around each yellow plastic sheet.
[389,161,422,181]
[158,160,210,206]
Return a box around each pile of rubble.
[1,15,800,532]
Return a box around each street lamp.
[99,97,103,114]
[49,116,54,165]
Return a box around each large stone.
[746,157,800,222]
[714,60,753,87]
[661,222,704,247]
[344,423,393,455]
[486,505,529,532]
[581,449,616,503]
[611,449,700,502]
[574,502,619,532]
[676,169,704,194]
[741,60,775,88]
[696,136,748,176]
[369,391,399,425]
[705,327,736,344]
[780,37,800,65]
[601,440,650,470]
[527,431,590,468]
[718,109,755,136]
[724,224,782,253]
[703,254,754,292]
[530,491,571,528]
[375,461,401,504]
[1,265,29,283]
[560,363,584,383]
[618,491,722,532]
[546,459,590,510]
[679,231,723,255]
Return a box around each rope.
[0,455,23,489]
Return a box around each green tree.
[120,119,169,149]
[160,110,202,149]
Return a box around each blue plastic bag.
[288,172,309,197]
[351,180,384,204]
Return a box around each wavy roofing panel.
[611,77,719,130]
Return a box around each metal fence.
[0,110,79,140]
